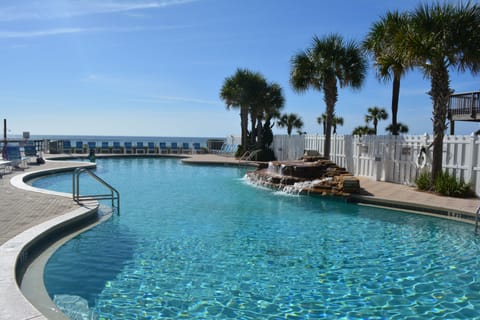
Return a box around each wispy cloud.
[0,24,188,39]
[0,0,197,22]
[0,27,94,38]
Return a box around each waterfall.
[267,162,282,176]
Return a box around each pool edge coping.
[0,161,99,320]
[349,194,477,224]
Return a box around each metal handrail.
[73,167,120,215]
[475,205,480,233]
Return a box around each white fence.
[272,134,480,196]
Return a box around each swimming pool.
[33,158,480,319]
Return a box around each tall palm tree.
[406,2,480,180]
[386,122,409,134]
[363,11,411,136]
[317,113,344,135]
[365,106,388,135]
[291,34,367,159]
[220,68,264,149]
[277,113,304,136]
[255,82,285,148]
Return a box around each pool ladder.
[73,168,120,215]
[475,205,480,233]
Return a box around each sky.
[1,0,479,138]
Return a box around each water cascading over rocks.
[246,156,360,196]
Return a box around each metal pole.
[2,119,6,158]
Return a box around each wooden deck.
[448,91,480,134]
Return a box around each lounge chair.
[170,142,178,154]
[159,142,168,154]
[63,141,72,153]
[112,142,122,153]
[219,144,239,156]
[75,141,84,153]
[101,142,110,153]
[136,142,145,154]
[4,145,27,169]
[214,143,227,154]
[147,142,156,154]
[181,143,191,154]
[0,159,12,177]
[124,142,133,154]
[87,142,97,154]
[192,142,202,154]
[23,145,38,164]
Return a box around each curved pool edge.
[0,160,99,320]
[350,194,476,224]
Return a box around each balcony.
[448,91,480,134]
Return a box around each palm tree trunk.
[429,65,450,181]
[240,106,249,150]
[373,119,378,135]
[391,75,400,135]
[250,114,257,146]
[323,80,338,160]
[256,117,263,148]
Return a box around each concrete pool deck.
[0,154,479,319]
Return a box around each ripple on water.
[38,158,480,319]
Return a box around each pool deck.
[0,153,479,319]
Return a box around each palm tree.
[317,113,344,135]
[363,11,410,136]
[331,115,344,134]
[255,82,285,148]
[386,122,409,134]
[291,34,367,159]
[365,106,388,135]
[277,113,304,136]
[352,125,375,136]
[220,68,264,149]
[406,2,480,180]
[247,76,270,146]
[317,113,327,135]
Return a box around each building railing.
[448,91,480,118]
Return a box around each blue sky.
[1,0,479,138]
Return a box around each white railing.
[272,133,480,196]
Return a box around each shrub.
[415,170,473,197]
[415,171,432,191]
[433,171,473,198]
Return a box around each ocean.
[9,135,230,147]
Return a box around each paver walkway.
[0,160,93,245]
[354,177,479,218]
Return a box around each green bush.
[415,170,473,197]
[433,171,473,198]
[415,171,432,191]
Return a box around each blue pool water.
[33,158,480,319]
